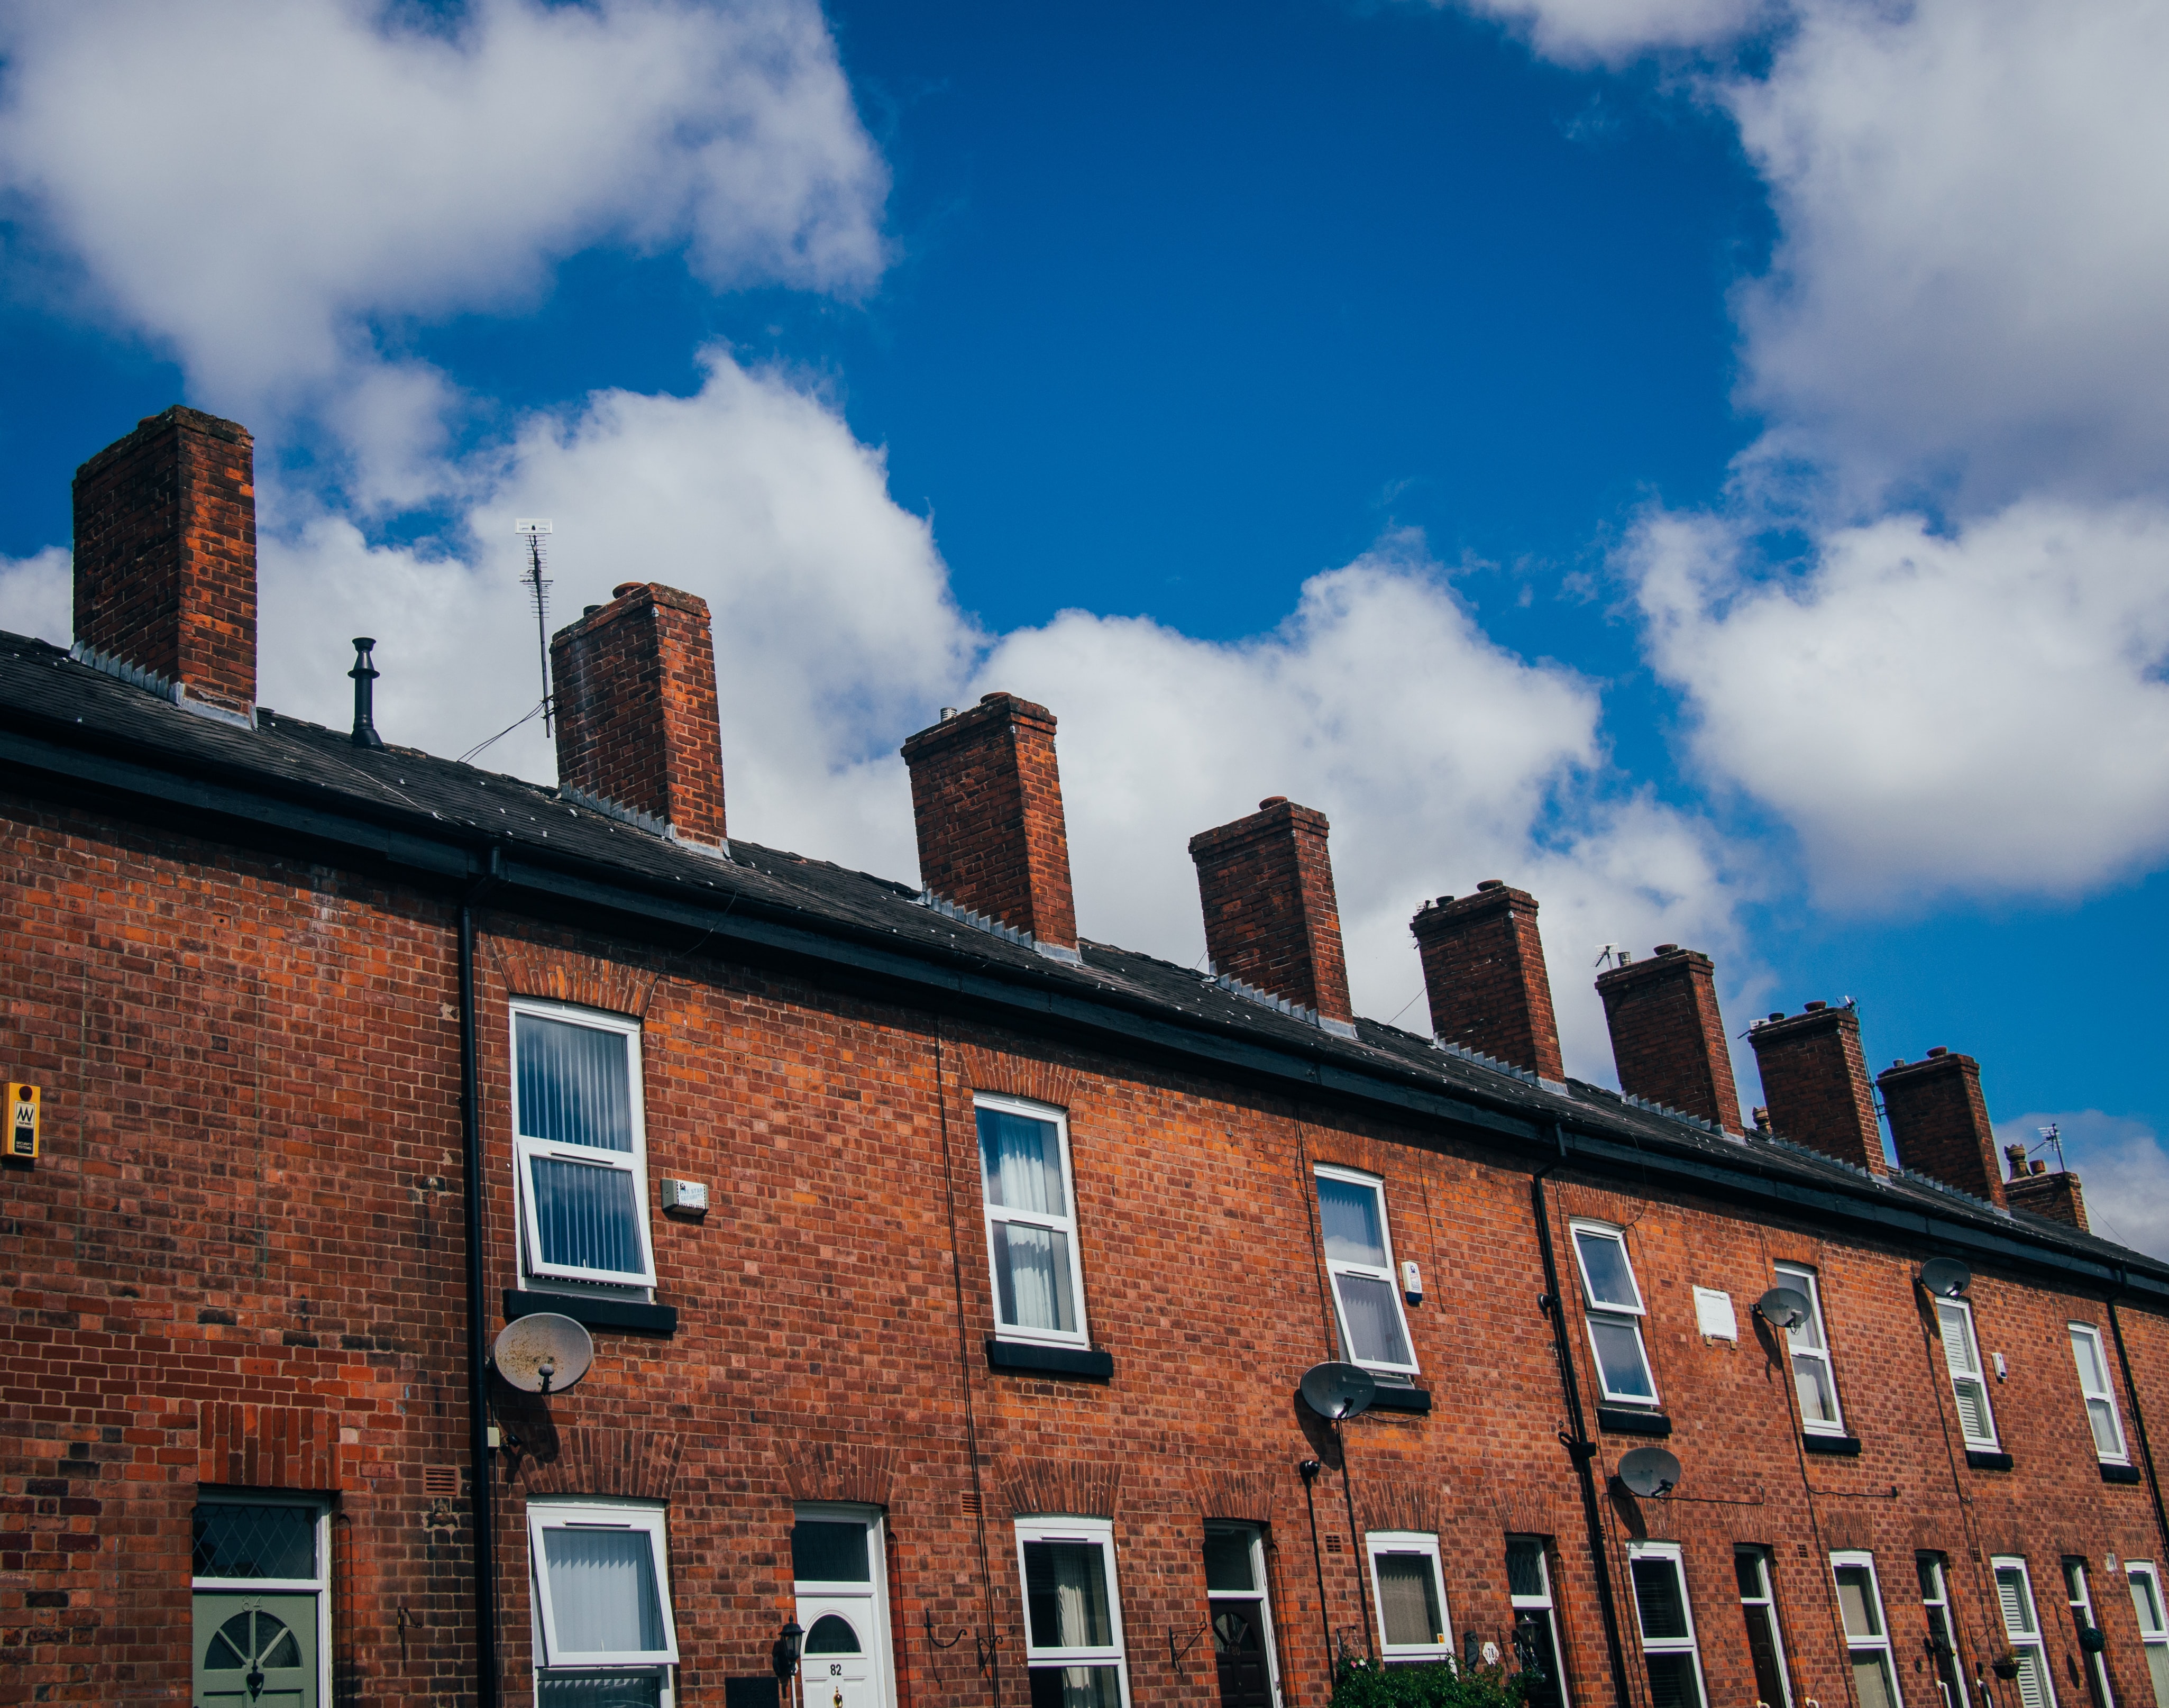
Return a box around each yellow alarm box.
[6,1083,38,1161]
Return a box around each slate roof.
[2,629,2159,1288]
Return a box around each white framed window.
[2069,1325,2130,1464]
[2064,1558,2116,1708]
[1735,1547,1792,1708]
[1832,1552,1905,1708]
[978,1094,1092,1349]
[191,1490,333,1708]
[1508,1536,1571,1708]
[1773,1263,1844,1435]
[1314,1165,1419,1376]
[528,1500,680,1687]
[1017,1516,1128,1707]
[1936,1299,1999,1448]
[1203,1522,1282,1708]
[1367,1531,1451,1663]
[1919,1555,1972,1708]
[792,1503,896,1708]
[1627,1541,1707,1708]
[1571,1221,1659,1406]
[511,1001,656,1289]
[2126,1564,2169,1708]
[1993,1556,2058,1708]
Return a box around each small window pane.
[517,1015,633,1152]
[1028,1666,1123,1707]
[1937,1304,1980,1373]
[792,1520,871,1584]
[1646,1652,1703,1708]
[1853,1655,1901,1708]
[2073,1330,2110,1393]
[1575,1231,1640,1308]
[193,1503,317,1580]
[1784,1307,1828,1357]
[1793,1357,1840,1425]
[1203,1529,1255,1593]
[1319,1178,1387,1267]
[1835,1568,1882,1638]
[530,1156,646,1275]
[2146,1647,2169,1708]
[805,1614,862,1653]
[1591,1317,1657,1400]
[537,1676,662,1708]
[1735,1553,1765,1600]
[980,1110,1068,1216]
[1024,1542,1113,1650]
[1507,1538,1548,1600]
[1335,1272,1414,1365]
[2089,1398,2124,1457]
[992,1221,1079,1332]
[2133,1571,2167,1633]
[542,1527,666,1656]
[1375,1553,1444,1647]
[1632,1557,1689,1641]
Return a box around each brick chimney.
[1596,945,1744,1133]
[1188,798,1355,1035]
[900,692,1078,960]
[72,406,257,723]
[1408,882,1564,1084]
[550,582,727,851]
[2002,1143,2089,1231]
[1878,1048,2006,1207]
[1747,1003,1886,1174]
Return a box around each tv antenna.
[516,519,554,734]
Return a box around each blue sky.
[4,0,2167,1248]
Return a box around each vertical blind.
[543,1526,667,1657]
[1374,1553,1444,1647]
[531,1156,646,1276]
[518,1015,634,1152]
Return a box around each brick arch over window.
[954,1043,1080,1112]
[1359,1483,1448,1537]
[198,1402,341,1492]
[1000,1459,1120,1520]
[1192,1469,1283,1525]
[488,937,658,1019]
[777,1440,901,1508]
[1488,1484,1573,1540]
[516,1428,682,1502]
[1820,1511,1877,1554]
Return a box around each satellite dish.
[1755,1287,1813,1330]
[492,1313,594,1395]
[1919,1258,1972,1299]
[1299,1361,1377,1422]
[1618,1447,1682,1499]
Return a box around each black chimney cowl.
[349,638,385,749]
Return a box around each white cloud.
[1446,0,1765,64]
[1633,499,2169,902]
[1996,1110,2169,1261]
[0,546,69,649]
[0,0,885,498]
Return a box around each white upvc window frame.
[528,1499,680,1672]
[2069,1323,2131,1465]
[1314,1164,1421,1378]
[2064,1558,2117,1708]
[1366,1530,1453,1664]
[1831,1551,1905,1708]
[1626,1541,1708,1708]
[1774,1262,1845,1436]
[191,1488,334,1708]
[2126,1563,2169,1708]
[1993,1555,2059,1708]
[976,1093,1093,1351]
[510,999,657,1290]
[1015,1514,1130,1707]
[1936,1298,1999,1449]
[1571,1220,1660,1407]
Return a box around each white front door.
[791,1504,894,1708]
[797,1594,881,1708]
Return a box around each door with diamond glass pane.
[193,1593,317,1708]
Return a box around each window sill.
[1964,1448,2014,1472]
[505,1289,678,1336]
[2102,1462,2144,1485]
[1596,1407,1672,1437]
[1802,1433,1863,1456]
[986,1338,1113,1380]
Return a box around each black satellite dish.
[492,1313,594,1395]
[1618,1447,1682,1498]
[1755,1287,1813,1330]
[1919,1258,1972,1299]
[1299,1362,1377,1422]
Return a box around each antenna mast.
[515,519,554,733]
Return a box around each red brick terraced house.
[7,407,2169,1708]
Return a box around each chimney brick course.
[1409,882,1564,1081]
[1879,1048,2007,1207]
[1596,946,1743,1132]
[1749,1003,1887,1174]
[1187,797,1352,1025]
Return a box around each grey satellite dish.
[492,1313,594,1395]
[1919,1258,1972,1299]
[1755,1287,1813,1330]
[1299,1361,1378,1421]
[1618,1446,1682,1499]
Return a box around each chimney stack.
[901,692,1077,959]
[1596,945,1744,1132]
[551,582,728,851]
[1409,882,1564,1083]
[1747,1003,1886,1174]
[2002,1143,2089,1231]
[1188,798,1355,1035]
[72,406,257,722]
[1878,1048,2006,1207]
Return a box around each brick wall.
[1187,798,1352,1023]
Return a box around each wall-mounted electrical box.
[661,1177,708,1216]
[1401,1260,1423,1304]
[5,1083,38,1161]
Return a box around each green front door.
[193,1592,317,1708]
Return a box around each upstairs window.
[1832,1553,1902,1708]
[1936,1299,1998,1448]
[2069,1325,2129,1464]
[977,1095,1091,1348]
[1315,1167,1418,1375]
[513,1004,655,1289]
[1572,1222,1658,1406]
[1773,1263,1844,1435]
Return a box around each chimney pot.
[1189,799,1352,1025]
[347,637,384,750]
[1878,1049,2005,1206]
[1805,1000,1828,1012]
[1596,943,1744,1133]
[1259,796,1288,809]
[1927,1046,1948,1057]
[583,604,601,616]
[1653,943,1679,955]
[1769,1012,1784,1022]
[1749,1004,1887,1174]
[1477,878,1505,891]
[2005,1142,2029,1179]
[939,706,957,720]
[2030,1159,2046,1176]
[612,582,642,599]
[1410,881,1563,1081]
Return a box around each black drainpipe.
[2108,1275,2169,1566]
[1532,1124,1634,1708]
[460,850,505,1708]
